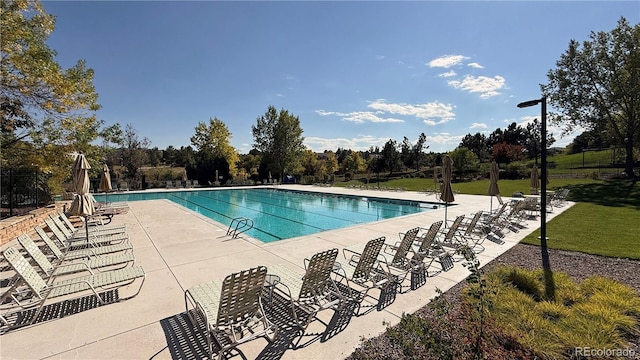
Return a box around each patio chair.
[185,266,277,360]
[17,233,135,278]
[457,212,487,254]
[377,227,426,292]
[119,182,129,191]
[332,237,397,314]
[268,248,351,333]
[1,247,145,327]
[55,211,127,236]
[414,220,454,276]
[44,218,128,249]
[435,215,471,262]
[477,203,509,243]
[34,226,133,262]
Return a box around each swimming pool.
[93,188,443,242]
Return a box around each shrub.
[487,267,640,359]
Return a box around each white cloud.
[470,122,488,129]
[467,62,484,69]
[427,55,469,68]
[376,55,386,60]
[438,70,457,78]
[367,99,456,124]
[304,135,390,152]
[447,75,506,98]
[275,93,284,97]
[315,110,404,124]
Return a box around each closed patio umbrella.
[440,155,455,227]
[488,160,500,211]
[98,163,112,203]
[68,153,95,241]
[530,165,540,195]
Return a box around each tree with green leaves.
[251,106,305,180]
[381,139,401,175]
[120,124,150,187]
[413,132,428,171]
[542,17,640,177]
[1,0,102,195]
[191,117,239,177]
[342,151,367,175]
[523,119,555,165]
[449,147,479,181]
[460,132,491,163]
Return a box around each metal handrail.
[226,217,254,239]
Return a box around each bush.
[487,267,640,359]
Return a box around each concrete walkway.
[0,185,573,359]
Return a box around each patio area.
[0,185,573,359]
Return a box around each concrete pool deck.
[0,185,574,359]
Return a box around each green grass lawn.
[336,177,639,259]
[521,179,640,259]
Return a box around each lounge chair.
[1,247,145,327]
[119,182,129,191]
[184,266,277,360]
[414,220,453,276]
[268,249,351,334]
[457,212,487,254]
[16,233,135,278]
[375,227,426,292]
[44,218,128,249]
[436,215,470,262]
[34,226,133,262]
[55,210,127,236]
[332,237,396,314]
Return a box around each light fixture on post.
[518,96,553,298]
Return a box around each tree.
[342,151,367,175]
[191,117,239,177]
[121,124,150,185]
[413,132,428,171]
[1,0,100,147]
[1,0,102,195]
[322,151,339,177]
[523,119,556,164]
[460,132,491,162]
[381,139,401,175]
[491,142,525,165]
[238,150,261,180]
[301,149,320,176]
[401,137,412,169]
[542,17,640,177]
[568,128,608,154]
[252,106,305,179]
[449,147,479,181]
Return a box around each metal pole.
[540,96,553,300]
[540,97,547,246]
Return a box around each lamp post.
[518,96,554,299]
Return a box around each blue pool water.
[93,188,442,242]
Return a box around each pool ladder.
[227,217,254,239]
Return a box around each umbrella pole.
[85,215,90,242]
[490,196,493,212]
[444,203,448,228]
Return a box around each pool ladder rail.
[226,217,254,239]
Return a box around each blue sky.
[43,1,639,154]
